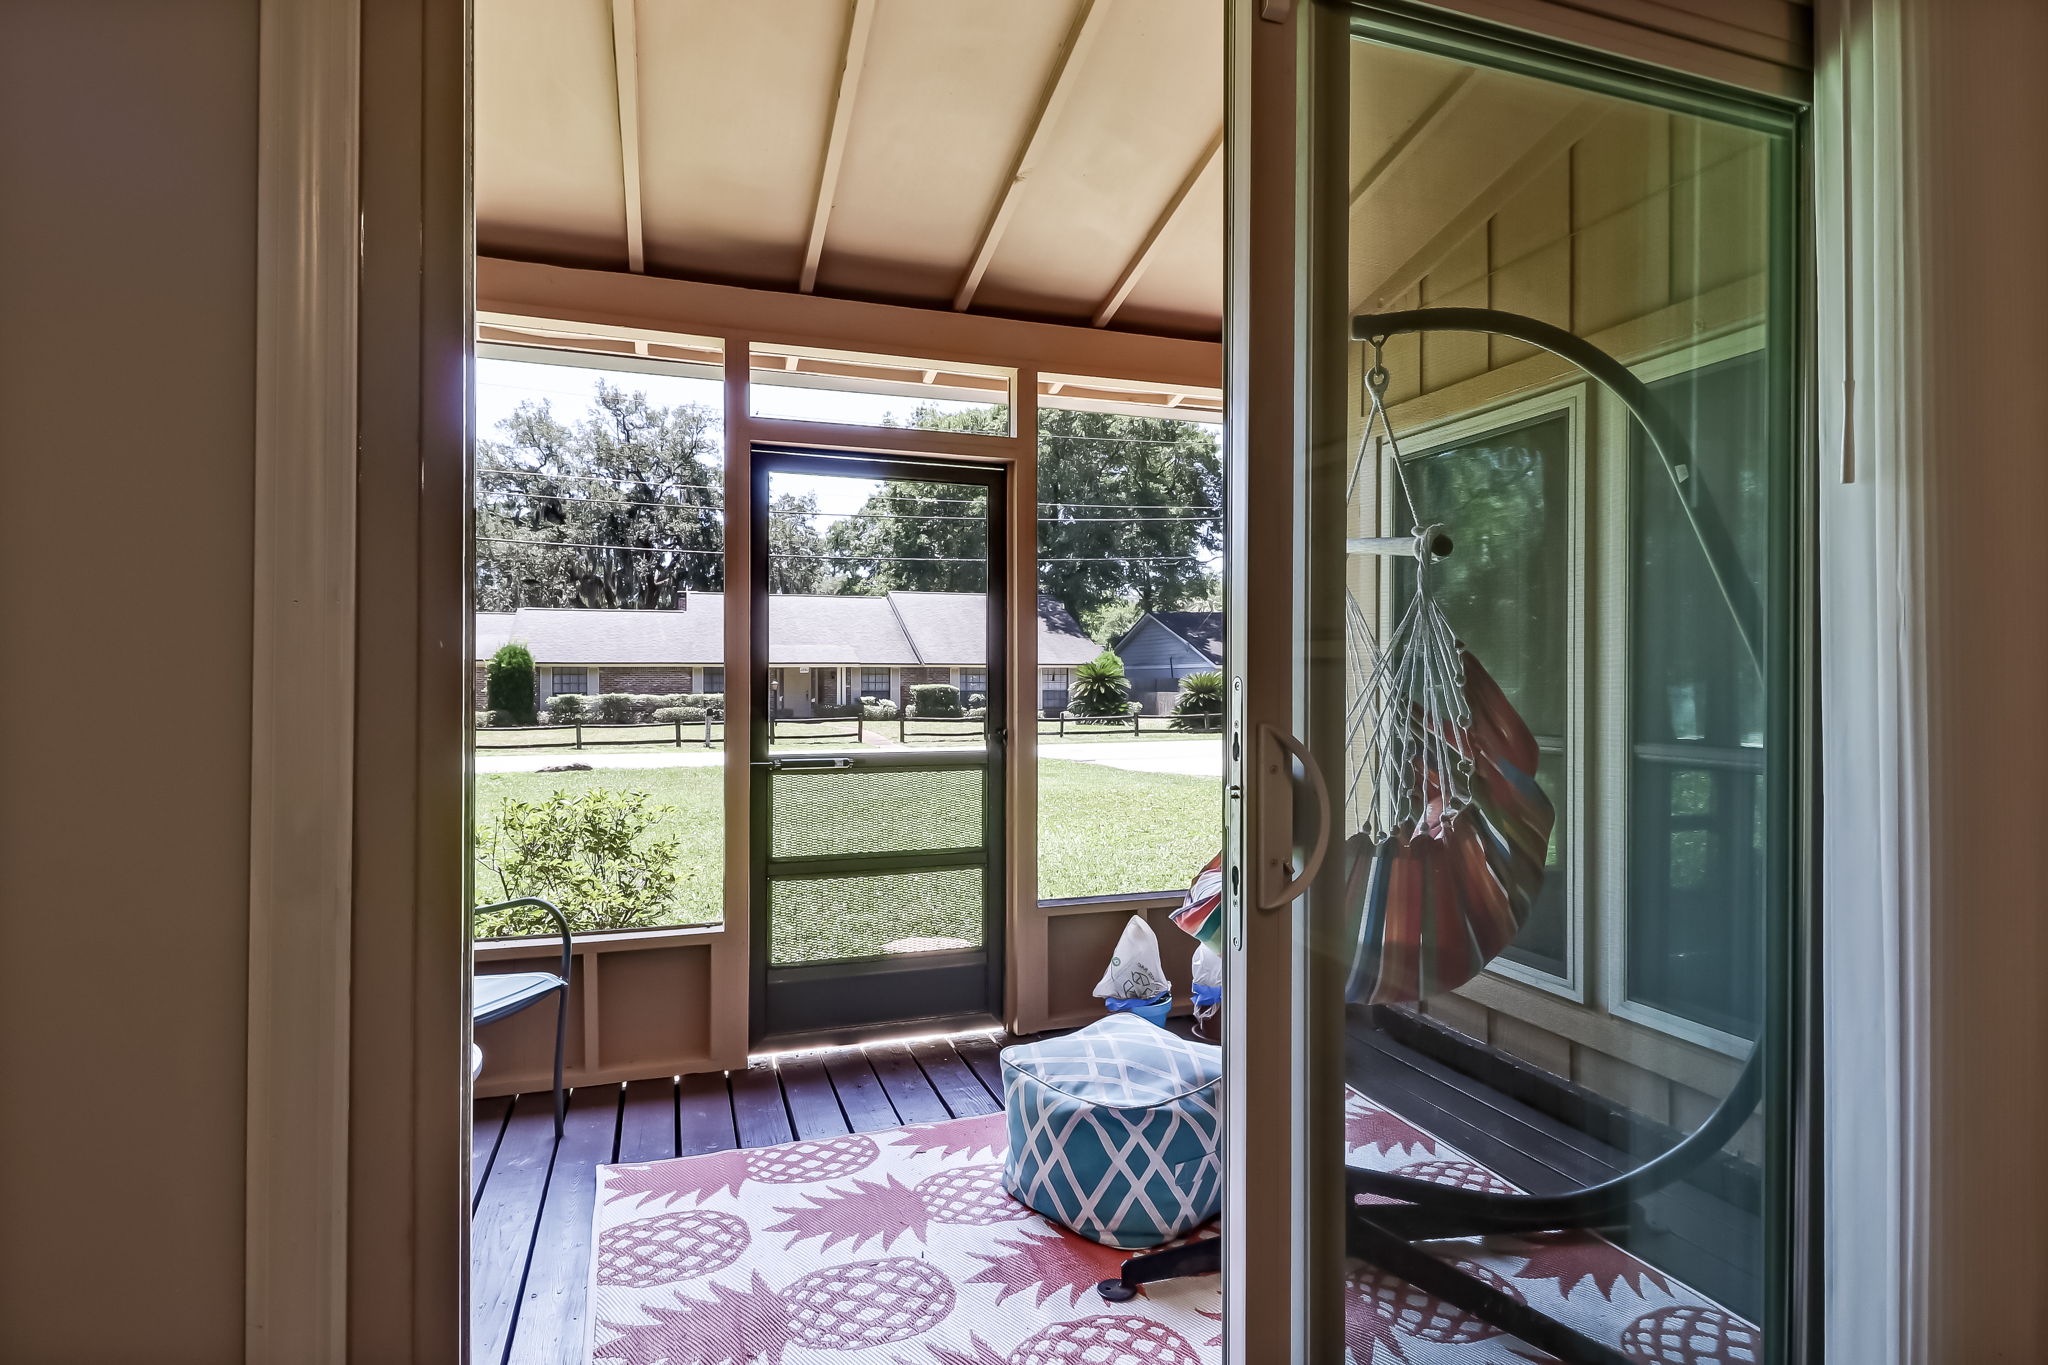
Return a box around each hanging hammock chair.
[1111,307,1775,1365]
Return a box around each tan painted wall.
[0,2,258,1360]
[1349,94,1771,1140]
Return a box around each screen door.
[748,449,1007,1042]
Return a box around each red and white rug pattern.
[585,1090,1757,1364]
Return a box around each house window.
[701,666,724,695]
[861,667,890,699]
[958,669,986,701]
[550,667,588,697]
[1624,352,1770,1039]
[1394,407,1576,982]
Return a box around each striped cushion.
[998,1015,1222,1248]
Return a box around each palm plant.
[1170,669,1225,731]
[1068,650,1132,717]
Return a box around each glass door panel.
[1220,6,1804,1362]
[748,450,1006,1041]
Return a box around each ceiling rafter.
[952,0,1111,312]
[610,0,646,273]
[1349,69,1479,214]
[800,0,876,293]
[1355,102,1607,312]
[1091,127,1222,329]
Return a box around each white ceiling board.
[475,0,629,269]
[968,0,1223,325]
[815,0,1083,307]
[632,1,849,287]
[1110,158,1224,339]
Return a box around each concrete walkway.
[475,736,1223,777]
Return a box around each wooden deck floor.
[471,1024,1757,1363]
[470,1033,1014,1365]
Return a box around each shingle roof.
[1125,610,1224,664]
[475,591,1100,667]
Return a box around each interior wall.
[0,3,257,1361]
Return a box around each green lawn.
[473,756,1218,955]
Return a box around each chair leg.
[1097,1236,1221,1301]
[552,987,567,1140]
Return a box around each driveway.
[1038,737,1223,777]
[475,749,725,774]
[476,736,1223,777]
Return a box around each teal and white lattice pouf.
[999,1013,1223,1248]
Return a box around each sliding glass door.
[1222,5,1807,1361]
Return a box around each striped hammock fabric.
[1344,647,1554,1004]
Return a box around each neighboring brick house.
[474,591,1098,716]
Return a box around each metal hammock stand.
[1096,308,1772,1365]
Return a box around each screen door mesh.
[770,766,982,859]
[769,866,985,965]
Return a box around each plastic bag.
[1093,914,1170,998]
[1189,944,1222,1038]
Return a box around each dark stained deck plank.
[616,1077,678,1164]
[472,1094,514,1210]
[861,1042,951,1125]
[505,1084,620,1365]
[908,1038,1002,1117]
[728,1060,795,1148]
[470,1093,562,1365]
[951,1032,1010,1099]
[824,1048,907,1131]
[1349,1026,1761,1322]
[678,1071,738,1155]
[778,1054,851,1138]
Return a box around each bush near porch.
[473,756,1220,953]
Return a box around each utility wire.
[476,536,1213,565]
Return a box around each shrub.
[862,698,899,720]
[1069,650,1131,718]
[486,643,537,725]
[547,693,588,723]
[814,702,861,719]
[658,692,724,717]
[473,789,681,935]
[627,693,668,720]
[1170,670,1225,731]
[910,683,963,717]
[968,692,987,709]
[594,692,636,724]
[651,706,708,725]
[474,710,494,730]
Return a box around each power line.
[479,490,1215,524]
[476,536,1214,566]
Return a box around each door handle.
[769,756,854,771]
[1256,724,1331,910]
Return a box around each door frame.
[745,447,1011,1045]
[292,3,1984,1362]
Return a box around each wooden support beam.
[1092,128,1222,329]
[1354,102,1606,313]
[800,0,874,293]
[1349,69,1478,213]
[610,0,646,273]
[953,0,1110,311]
[479,256,1221,391]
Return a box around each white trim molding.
[245,0,361,1361]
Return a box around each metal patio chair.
[472,897,572,1138]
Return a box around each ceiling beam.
[952,0,1111,312]
[1353,101,1606,313]
[1348,69,1479,214]
[800,0,875,293]
[478,257,1221,391]
[610,0,646,273]
[1091,128,1222,329]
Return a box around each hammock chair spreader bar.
[1353,306,1765,678]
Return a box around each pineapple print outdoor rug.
[587,1091,1756,1364]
